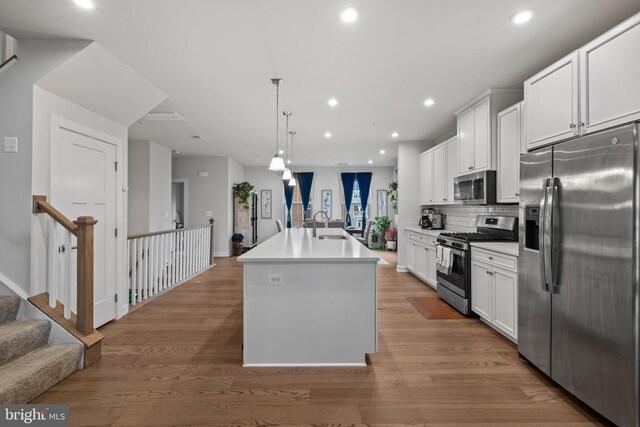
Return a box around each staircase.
[0,295,82,403]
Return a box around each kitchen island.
[237,227,379,367]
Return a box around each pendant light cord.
[275,83,280,154]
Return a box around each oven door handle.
[539,178,550,292]
[439,245,465,258]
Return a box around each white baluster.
[63,230,72,319]
[47,220,58,308]
[144,236,150,300]
[130,239,137,306]
[136,238,143,303]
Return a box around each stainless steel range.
[436,215,517,315]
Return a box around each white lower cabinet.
[405,230,438,289]
[471,247,518,341]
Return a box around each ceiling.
[1,0,638,167]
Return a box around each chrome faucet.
[312,210,329,237]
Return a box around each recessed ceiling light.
[391,132,399,138]
[324,132,332,138]
[424,98,435,107]
[340,7,358,24]
[73,0,95,9]
[511,10,534,25]
[368,160,373,164]
[328,98,338,107]
[278,149,284,154]
[380,149,386,154]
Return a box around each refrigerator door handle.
[543,179,554,291]
[550,178,560,291]
[539,178,550,292]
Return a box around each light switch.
[205,211,213,217]
[198,171,208,177]
[3,137,18,153]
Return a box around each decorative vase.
[386,240,396,251]
[233,242,243,256]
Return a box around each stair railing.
[32,195,96,336]
[127,219,214,306]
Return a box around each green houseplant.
[388,181,398,212]
[233,181,254,209]
[231,233,244,256]
[372,216,391,247]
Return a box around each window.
[341,180,369,229]
[286,184,312,227]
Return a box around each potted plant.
[372,216,391,248]
[231,233,244,256]
[388,181,398,213]
[384,227,397,251]
[233,181,254,209]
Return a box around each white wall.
[127,141,151,234]
[0,39,90,293]
[244,166,394,244]
[172,156,239,256]
[127,140,172,234]
[396,141,432,271]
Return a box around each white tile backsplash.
[429,204,518,231]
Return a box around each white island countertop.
[237,228,380,263]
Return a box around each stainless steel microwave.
[454,170,496,205]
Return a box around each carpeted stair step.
[0,296,20,325]
[0,344,82,404]
[0,320,51,366]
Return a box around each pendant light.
[288,131,297,186]
[268,78,286,171]
[282,111,293,180]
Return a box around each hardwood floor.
[34,251,608,426]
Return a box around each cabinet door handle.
[569,123,576,129]
[515,192,519,197]
[489,256,494,260]
[468,166,473,170]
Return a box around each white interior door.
[51,125,118,328]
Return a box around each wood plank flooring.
[33,251,608,426]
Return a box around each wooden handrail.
[32,195,97,338]
[32,195,77,235]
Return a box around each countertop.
[237,228,380,263]
[404,226,453,238]
[470,242,520,257]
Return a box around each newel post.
[75,216,98,335]
[209,218,215,265]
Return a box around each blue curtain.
[283,180,294,228]
[356,172,373,228]
[341,173,357,227]
[295,172,314,215]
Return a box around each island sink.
[318,235,347,240]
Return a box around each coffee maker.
[419,208,444,230]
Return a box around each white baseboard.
[243,362,367,368]
[0,271,29,300]
[213,251,232,257]
[396,265,408,273]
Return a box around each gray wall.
[0,39,89,291]
[128,140,172,234]
[172,156,243,256]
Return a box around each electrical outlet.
[268,274,283,285]
[3,137,18,153]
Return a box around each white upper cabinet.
[457,109,474,175]
[445,137,458,204]
[525,52,580,150]
[432,144,447,203]
[580,15,640,135]
[525,13,640,150]
[473,98,490,171]
[419,150,434,205]
[456,90,523,175]
[497,102,522,203]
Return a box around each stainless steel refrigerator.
[519,123,638,427]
